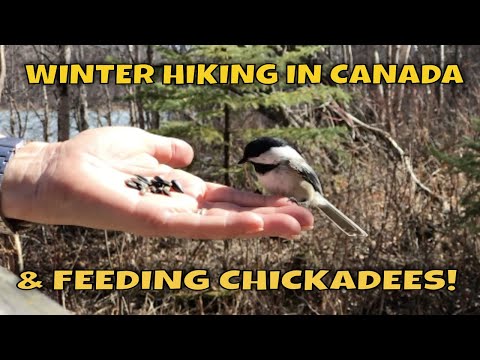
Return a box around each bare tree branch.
[329,102,444,202]
[31,45,54,63]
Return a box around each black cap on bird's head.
[238,137,289,164]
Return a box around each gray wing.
[285,159,323,195]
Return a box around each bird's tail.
[313,193,368,237]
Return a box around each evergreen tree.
[140,45,350,185]
[433,119,480,231]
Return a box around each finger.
[258,213,303,237]
[246,205,314,230]
[205,183,292,207]
[160,211,265,240]
[163,212,302,239]
[145,132,194,168]
[200,202,314,229]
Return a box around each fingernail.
[245,213,264,234]
[246,227,264,234]
[302,226,314,231]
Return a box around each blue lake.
[0,110,131,141]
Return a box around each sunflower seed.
[154,176,172,187]
[126,174,183,197]
[125,179,141,190]
[151,180,164,188]
[135,174,151,185]
[171,179,184,193]
[131,178,148,188]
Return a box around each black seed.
[135,174,151,185]
[151,180,164,188]
[154,176,172,187]
[163,188,171,196]
[131,178,148,188]
[152,183,165,192]
[171,179,184,193]
[125,179,141,190]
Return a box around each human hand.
[1,127,314,239]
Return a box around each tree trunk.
[439,45,445,109]
[346,45,353,69]
[151,110,160,129]
[41,82,50,141]
[374,49,384,98]
[136,99,145,129]
[147,45,158,129]
[57,45,71,141]
[77,45,89,132]
[385,45,395,137]
[396,45,412,115]
[128,85,137,126]
[0,45,5,104]
[452,45,462,105]
[127,45,145,129]
[342,45,348,66]
[147,45,154,64]
[8,96,27,137]
[32,45,50,141]
[103,85,113,126]
[223,104,231,186]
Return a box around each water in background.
[0,110,130,141]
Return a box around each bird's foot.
[288,197,301,205]
[287,197,310,208]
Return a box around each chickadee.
[238,136,368,237]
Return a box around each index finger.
[145,132,194,168]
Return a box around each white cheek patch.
[249,145,303,164]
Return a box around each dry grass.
[2,127,479,315]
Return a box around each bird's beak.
[238,157,247,164]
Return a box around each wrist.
[1,141,58,222]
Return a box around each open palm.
[31,127,313,239]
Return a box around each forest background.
[0,45,478,315]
